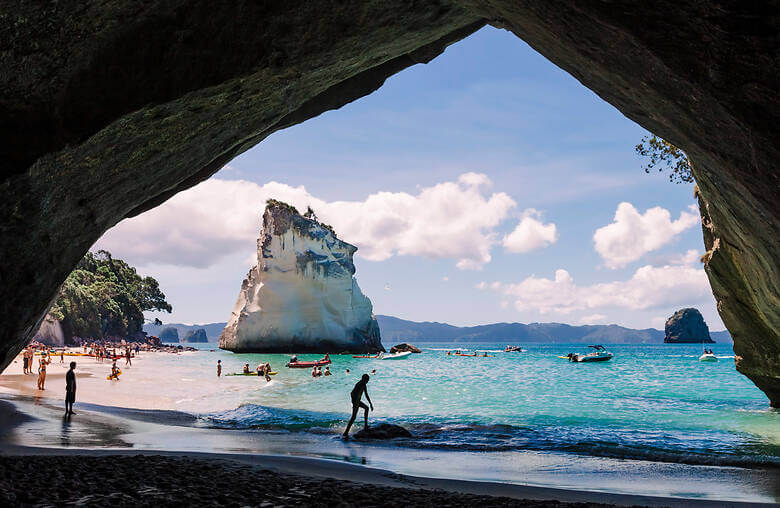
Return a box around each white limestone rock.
[219,201,383,353]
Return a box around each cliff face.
[220,203,382,353]
[0,2,777,404]
[664,308,714,344]
[33,314,65,347]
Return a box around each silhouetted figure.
[217,360,222,377]
[343,374,373,437]
[65,362,76,415]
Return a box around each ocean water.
[173,342,780,469]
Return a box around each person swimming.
[324,366,331,376]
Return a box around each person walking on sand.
[60,350,64,363]
[343,374,373,437]
[217,360,222,377]
[125,348,132,366]
[65,362,77,416]
[22,348,29,375]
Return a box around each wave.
[203,404,780,469]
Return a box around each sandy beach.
[1,348,777,507]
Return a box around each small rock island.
[220,200,383,353]
[182,328,208,343]
[664,308,715,343]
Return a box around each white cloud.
[485,263,711,315]
[579,314,607,325]
[593,202,699,269]
[502,208,558,253]
[95,173,516,270]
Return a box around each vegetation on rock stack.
[49,251,171,341]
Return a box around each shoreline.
[0,396,777,507]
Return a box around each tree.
[635,135,693,184]
[303,206,318,221]
[50,251,172,341]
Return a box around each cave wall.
[1,1,777,404]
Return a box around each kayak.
[352,354,381,358]
[380,351,412,360]
[286,359,331,368]
[455,353,493,357]
[227,371,278,376]
[107,368,122,380]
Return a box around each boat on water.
[285,355,331,368]
[564,345,613,363]
[699,353,718,362]
[379,351,412,360]
[504,345,525,352]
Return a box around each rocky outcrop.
[389,343,422,354]
[182,329,208,343]
[664,309,714,344]
[33,314,65,347]
[353,423,412,440]
[159,328,179,344]
[0,2,777,404]
[220,202,382,353]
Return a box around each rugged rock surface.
[664,309,714,344]
[389,343,422,354]
[158,328,179,344]
[0,2,777,404]
[33,314,65,347]
[353,423,412,440]
[220,202,382,353]
[181,328,208,343]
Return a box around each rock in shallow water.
[353,423,412,440]
[389,343,422,354]
[219,201,383,353]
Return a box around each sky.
[95,26,724,331]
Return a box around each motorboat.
[698,352,718,362]
[379,351,412,360]
[504,345,525,352]
[566,345,613,362]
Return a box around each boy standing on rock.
[343,374,373,438]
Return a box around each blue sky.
[97,26,723,331]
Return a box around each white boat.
[380,351,412,360]
[504,345,526,352]
[699,353,718,362]
[567,345,613,363]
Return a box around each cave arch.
[1,1,777,405]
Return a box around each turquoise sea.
[176,342,779,469]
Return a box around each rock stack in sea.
[219,200,383,353]
[182,328,208,343]
[159,327,179,343]
[664,308,714,343]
